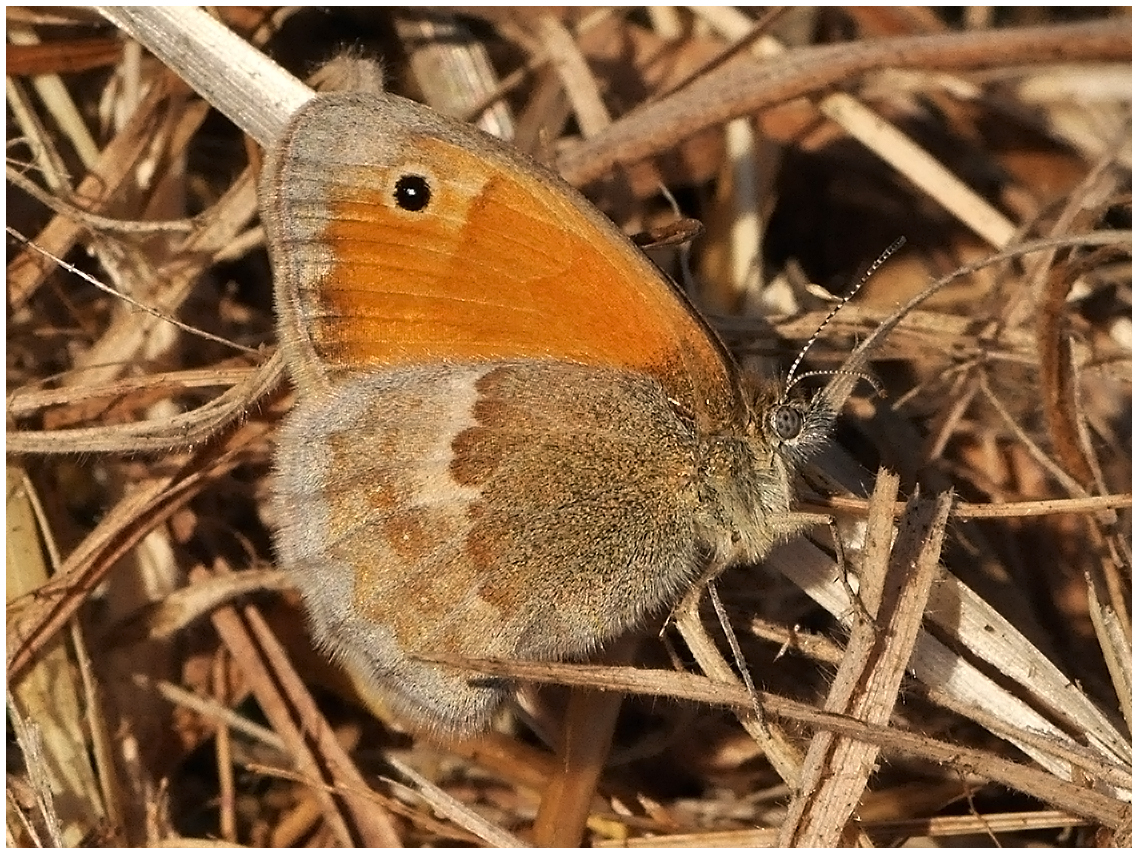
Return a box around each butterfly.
[259,90,869,735]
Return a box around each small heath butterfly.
[260,91,850,735]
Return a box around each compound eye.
[770,404,803,441]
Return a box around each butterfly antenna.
[783,236,906,395]
[787,368,883,398]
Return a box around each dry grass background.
[6,6,1131,847]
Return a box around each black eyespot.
[770,404,803,441]
[393,174,431,211]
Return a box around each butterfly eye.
[393,174,431,212]
[770,404,803,441]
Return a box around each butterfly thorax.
[693,373,835,566]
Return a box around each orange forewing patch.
[312,138,738,426]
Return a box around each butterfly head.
[763,391,838,470]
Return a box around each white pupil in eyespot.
[771,405,803,440]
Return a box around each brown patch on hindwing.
[449,366,528,488]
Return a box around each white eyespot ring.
[770,404,803,441]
